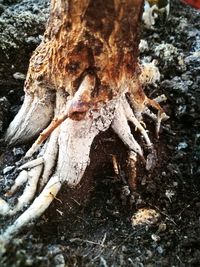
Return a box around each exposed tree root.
[0,79,167,247]
[5,92,54,145]
[24,75,95,158]
[0,0,169,250]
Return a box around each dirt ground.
[0,0,200,266]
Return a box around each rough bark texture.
[26,0,143,108]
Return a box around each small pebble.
[151,234,160,242]
[53,254,65,267]
[165,190,175,202]
[177,142,188,150]
[13,72,26,80]
[25,258,34,266]
[146,249,153,258]
[131,208,160,227]
[13,147,25,156]
[158,223,167,232]
[139,39,149,52]
[157,246,164,254]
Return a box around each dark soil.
[0,0,200,266]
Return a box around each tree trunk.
[6,0,144,144]
[31,0,143,94]
[0,0,168,246]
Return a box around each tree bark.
[28,0,142,95]
[0,0,168,246]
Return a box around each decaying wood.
[0,0,168,247]
[27,0,143,96]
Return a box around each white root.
[111,100,143,158]
[5,93,54,145]
[0,165,43,216]
[0,101,117,244]
[5,94,33,143]
[143,108,157,120]
[57,98,117,186]
[10,165,43,215]
[57,118,97,186]
[0,175,62,245]
[143,95,169,135]
[18,157,44,171]
[4,170,28,197]
[39,128,59,189]
[25,75,95,159]
[0,76,118,244]
[25,144,41,159]
[38,89,65,189]
[0,199,10,216]
[122,96,152,148]
[0,75,167,245]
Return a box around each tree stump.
[0,0,168,245]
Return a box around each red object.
[181,0,200,9]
